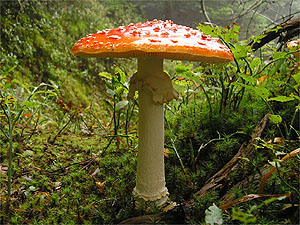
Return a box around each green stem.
[165,117,186,175]
[199,83,212,120]
[7,113,13,215]
[0,123,9,139]
[189,139,195,172]
[287,104,299,139]
[263,99,285,139]
[113,100,118,135]
[2,82,54,217]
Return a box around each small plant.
[0,67,56,217]
[205,203,223,225]
[99,66,138,147]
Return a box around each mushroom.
[71,20,233,206]
[287,39,300,59]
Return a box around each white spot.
[108,35,121,40]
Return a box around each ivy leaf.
[205,203,223,225]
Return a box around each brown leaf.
[164,148,170,157]
[96,181,107,193]
[163,202,178,212]
[219,193,291,211]
[0,165,8,174]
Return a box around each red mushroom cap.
[72,20,233,63]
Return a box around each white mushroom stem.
[129,57,178,205]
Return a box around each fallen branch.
[249,17,300,51]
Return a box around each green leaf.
[250,58,261,71]
[115,100,128,111]
[29,186,36,191]
[183,71,203,84]
[232,48,247,59]
[232,24,240,34]
[232,82,271,100]
[23,150,34,157]
[268,159,282,168]
[205,203,223,225]
[197,25,218,38]
[268,96,295,102]
[269,114,282,124]
[22,100,35,108]
[115,67,127,84]
[106,89,115,97]
[269,58,285,77]
[292,72,300,84]
[290,93,300,101]
[174,78,193,88]
[232,208,256,224]
[252,87,271,99]
[175,64,191,74]
[238,73,256,85]
[272,52,287,60]
[252,33,267,44]
[99,72,112,80]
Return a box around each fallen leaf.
[23,113,32,118]
[164,148,170,157]
[0,165,8,174]
[257,75,268,85]
[96,181,107,193]
[219,193,291,210]
[163,202,177,212]
[54,182,62,190]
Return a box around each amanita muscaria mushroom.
[287,39,300,59]
[72,19,233,206]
